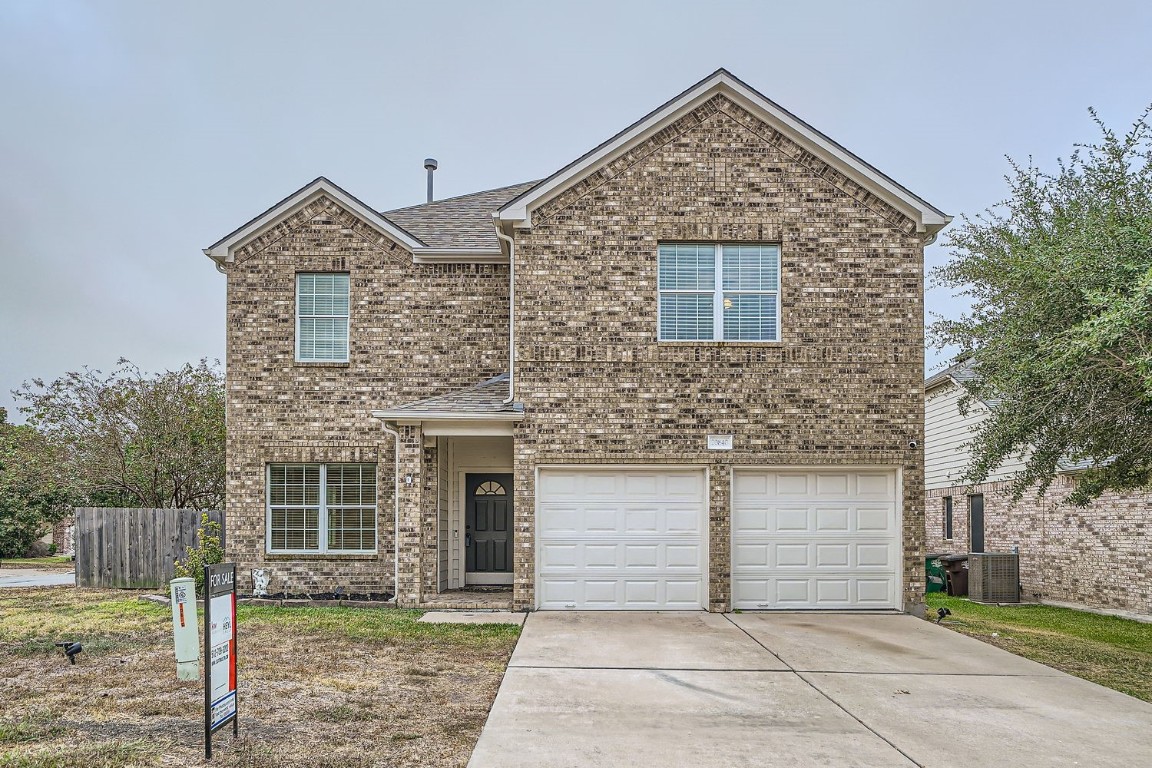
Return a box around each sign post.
[204,563,238,759]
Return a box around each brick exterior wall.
[220,93,928,611]
[927,479,1152,615]
[510,94,927,612]
[223,198,508,596]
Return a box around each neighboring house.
[204,69,950,612]
[925,360,1151,615]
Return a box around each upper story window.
[296,273,349,362]
[657,244,780,342]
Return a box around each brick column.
[708,462,731,613]
[394,424,425,606]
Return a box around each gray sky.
[3,0,1150,422]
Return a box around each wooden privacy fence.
[75,508,226,589]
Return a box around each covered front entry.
[536,467,708,610]
[731,467,901,610]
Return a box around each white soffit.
[498,69,950,235]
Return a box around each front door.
[465,473,513,585]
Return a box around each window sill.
[657,340,783,346]
[294,361,351,368]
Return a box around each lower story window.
[267,463,377,554]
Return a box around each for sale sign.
[204,563,238,759]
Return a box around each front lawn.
[0,588,520,768]
[927,593,1152,702]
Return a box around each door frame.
[534,464,711,611]
[459,469,514,585]
[729,465,904,611]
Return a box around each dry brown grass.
[0,587,520,767]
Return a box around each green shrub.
[173,513,224,596]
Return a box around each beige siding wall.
[925,381,1026,490]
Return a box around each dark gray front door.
[466,473,513,578]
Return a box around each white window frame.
[295,272,350,363]
[657,244,781,342]
[266,463,377,555]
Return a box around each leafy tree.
[0,408,76,558]
[931,106,1152,504]
[14,359,225,511]
[173,513,225,597]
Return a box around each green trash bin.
[925,553,947,594]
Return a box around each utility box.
[969,552,1020,603]
[170,576,201,680]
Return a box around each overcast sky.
[2,0,1150,422]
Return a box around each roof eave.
[369,410,524,422]
[497,69,949,234]
[412,248,506,264]
[203,177,427,265]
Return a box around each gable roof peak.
[498,69,950,239]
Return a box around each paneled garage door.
[732,468,900,610]
[537,468,707,610]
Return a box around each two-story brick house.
[204,70,949,612]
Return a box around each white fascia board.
[421,421,515,436]
[370,410,524,422]
[413,248,507,264]
[204,178,425,264]
[499,71,949,235]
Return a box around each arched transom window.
[475,481,507,496]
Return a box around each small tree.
[15,359,225,510]
[931,106,1152,503]
[173,513,224,597]
[0,409,76,558]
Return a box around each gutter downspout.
[495,222,516,405]
[380,421,401,602]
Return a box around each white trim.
[422,421,515,437]
[204,177,509,265]
[205,178,424,264]
[498,71,949,235]
[295,272,350,363]
[657,243,781,343]
[265,463,378,556]
[729,465,904,611]
[533,464,711,611]
[371,410,523,423]
[413,249,506,264]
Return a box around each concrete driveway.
[469,611,1152,768]
[0,567,75,587]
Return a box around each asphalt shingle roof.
[925,358,979,391]
[385,374,523,416]
[382,181,539,250]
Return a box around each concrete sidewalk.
[0,567,76,588]
[468,611,1152,768]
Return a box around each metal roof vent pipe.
[424,158,438,202]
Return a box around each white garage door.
[537,468,707,610]
[732,468,900,610]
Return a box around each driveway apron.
[468,611,1152,768]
